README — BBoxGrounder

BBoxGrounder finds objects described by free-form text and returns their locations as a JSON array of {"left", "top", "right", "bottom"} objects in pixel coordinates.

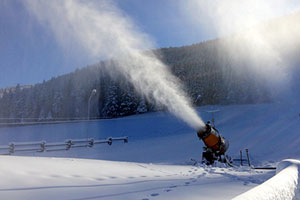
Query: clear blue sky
[{"left": 0, "top": 0, "right": 299, "bottom": 88}]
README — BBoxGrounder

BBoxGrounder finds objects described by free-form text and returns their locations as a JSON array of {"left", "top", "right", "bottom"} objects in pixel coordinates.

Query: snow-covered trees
[{"left": 0, "top": 39, "right": 272, "bottom": 123}]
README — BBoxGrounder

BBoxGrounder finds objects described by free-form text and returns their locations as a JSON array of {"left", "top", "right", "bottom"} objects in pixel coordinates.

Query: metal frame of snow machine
[{"left": 197, "top": 121, "right": 231, "bottom": 165}]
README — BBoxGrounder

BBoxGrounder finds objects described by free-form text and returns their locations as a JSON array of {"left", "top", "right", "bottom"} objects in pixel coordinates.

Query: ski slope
[
  {"left": 0, "top": 156, "right": 273, "bottom": 200},
  {"left": 0, "top": 101, "right": 299, "bottom": 199}
]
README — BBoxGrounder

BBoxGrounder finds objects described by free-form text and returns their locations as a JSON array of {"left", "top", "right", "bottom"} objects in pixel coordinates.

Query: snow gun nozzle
[
  {"left": 196, "top": 122, "right": 212, "bottom": 140},
  {"left": 196, "top": 126, "right": 207, "bottom": 139}
]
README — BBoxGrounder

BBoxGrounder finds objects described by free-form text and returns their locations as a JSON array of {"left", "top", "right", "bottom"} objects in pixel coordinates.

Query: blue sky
[{"left": 0, "top": 0, "right": 299, "bottom": 88}]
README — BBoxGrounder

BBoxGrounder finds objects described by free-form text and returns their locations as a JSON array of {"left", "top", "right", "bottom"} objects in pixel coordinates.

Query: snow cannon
[{"left": 197, "top": 121, "right": 230, "bottom": 165}]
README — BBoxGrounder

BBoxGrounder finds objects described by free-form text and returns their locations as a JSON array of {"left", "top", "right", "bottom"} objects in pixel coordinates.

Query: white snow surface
[
  {"left": 233, "top": 159, "right": 300, "bottom": 200},
  {"left": 0, "top": 101, "right": 299, "bottom": 199},
  {"left": 0, "top": 156, "right": 268, "bottom": 200}
]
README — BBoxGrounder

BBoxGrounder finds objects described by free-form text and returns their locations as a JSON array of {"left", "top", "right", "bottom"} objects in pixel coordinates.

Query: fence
[{"left": 0, "top": 136, "right": 128, "bottom": 155}]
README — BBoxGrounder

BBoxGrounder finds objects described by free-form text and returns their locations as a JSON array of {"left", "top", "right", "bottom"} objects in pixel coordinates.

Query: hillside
[
  {"left": 1, "top": 12, "right": 300, "bottom": 123},
  {"left": 0, "top": 40, "right": 271, "bottom": 124}
]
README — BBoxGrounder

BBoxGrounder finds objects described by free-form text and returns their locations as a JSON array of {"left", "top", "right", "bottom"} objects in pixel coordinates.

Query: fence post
[
  {"left": 108, "top": 138, "right": 112, "bottom": 145},
  {"left": 240, "top": 150, "right": 243, "bottom": 166},
  {"left": 9, "top": 143, "right": 15, "bottom": 154},
  {"left": 245, "top": 149, "right": 251, "bottom": 167},
  {"left": 66, "top": 140, "right": 72, "bottom": 150},
  {"left": 89, "top": 139, "right": 94, "bottom": 147},
  {"left": 40, "top": 142, "right": 46, "bottom": 152}
]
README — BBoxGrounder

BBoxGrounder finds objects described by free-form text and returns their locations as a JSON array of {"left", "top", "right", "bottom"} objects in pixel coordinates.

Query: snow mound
[{"left": 233, "top": 159, "right": 300, "bottom": 200}]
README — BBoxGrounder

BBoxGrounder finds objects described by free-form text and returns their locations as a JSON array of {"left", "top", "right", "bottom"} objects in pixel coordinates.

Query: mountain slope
[{"left": 1, "top": 11, "right": 299, "bottom": 126}]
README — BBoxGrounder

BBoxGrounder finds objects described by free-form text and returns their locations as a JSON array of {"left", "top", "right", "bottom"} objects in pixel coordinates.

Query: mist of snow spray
[
  {"left": 24, "top": 0, "right": 205, "bottom": 130},
  {"left": 180, "top": 0, "right": 300, "bottom": 96}
]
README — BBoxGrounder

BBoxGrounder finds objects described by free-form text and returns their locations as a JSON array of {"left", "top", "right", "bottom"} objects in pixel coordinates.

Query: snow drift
[{"left": 233, "top": 159, "right": 300, "bottom": 200}]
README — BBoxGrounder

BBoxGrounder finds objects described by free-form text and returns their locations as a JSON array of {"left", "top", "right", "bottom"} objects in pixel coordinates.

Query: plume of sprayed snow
[
  {"left": 23, "top": 0, "right": 205, "bottom": 130},
  {"left": 180, "top": 0, "right": 300, "bottom": 96}
]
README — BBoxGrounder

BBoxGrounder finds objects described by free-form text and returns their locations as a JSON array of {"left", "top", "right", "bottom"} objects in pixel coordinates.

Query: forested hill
[
  {"left": 0, "top": 39, "right": 270, "bottom": 123},
  {"left": 1, "top": 12, "right": 299, "bottom": 123}
]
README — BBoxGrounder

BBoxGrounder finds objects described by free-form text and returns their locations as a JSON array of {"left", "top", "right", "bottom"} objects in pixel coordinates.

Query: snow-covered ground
[
  {"left": 0, "top": 156, "right": 273, "bottom": 200},
  {"left": 0, "top": 101, "right": 299, "bottom": 199},
  {"left": 233, "top": 159, "right": 300, "bottom": 200}
]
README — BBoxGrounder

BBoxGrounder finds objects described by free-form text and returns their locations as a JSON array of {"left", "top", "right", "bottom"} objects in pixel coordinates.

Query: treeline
[{"left": 0, "top": 39, "right": 272, "bottom": 123}]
